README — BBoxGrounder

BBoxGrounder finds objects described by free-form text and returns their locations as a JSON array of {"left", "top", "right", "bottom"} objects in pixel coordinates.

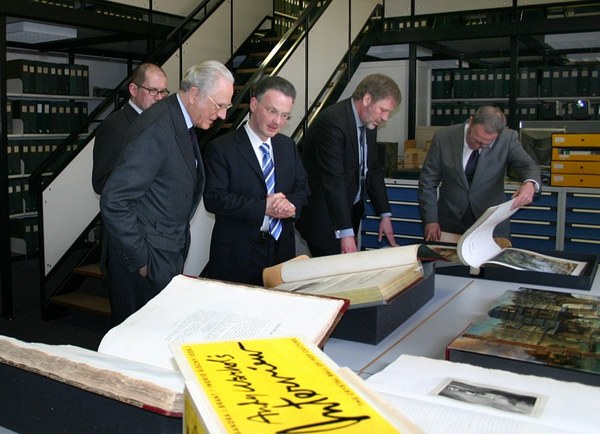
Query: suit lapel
[{"left": 236, "top": 128, "right": 266, "bottom": 182}]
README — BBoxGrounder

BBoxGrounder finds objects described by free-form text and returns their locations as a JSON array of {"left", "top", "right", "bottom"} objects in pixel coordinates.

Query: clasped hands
[{"left": 266, "top": 192, "right": 296, "bottom": 219}]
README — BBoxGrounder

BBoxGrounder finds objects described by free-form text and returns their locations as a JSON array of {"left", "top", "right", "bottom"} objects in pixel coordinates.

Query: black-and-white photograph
[{"left": 434, "top": 379, "right": 541, "bottom": 416}]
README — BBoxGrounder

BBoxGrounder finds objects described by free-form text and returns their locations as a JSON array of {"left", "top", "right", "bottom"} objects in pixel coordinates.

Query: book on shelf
[
  {"left": 170, "top": 336, "right": 420, "bottom": 434},
  {"left": 262, "top": 245, "right": 424, "bottom": 308},
  {"left": 446, "top": 287, "right": 600, "bottom": 387},
  {"left": 365, "top": 354, "right": 600, "bottom": 434},
  {"left": 419, "top": 198, "right": 589, "bottom": 277},
  {"left": 98, "top": 274, "right": 348, "bottom": 372}
]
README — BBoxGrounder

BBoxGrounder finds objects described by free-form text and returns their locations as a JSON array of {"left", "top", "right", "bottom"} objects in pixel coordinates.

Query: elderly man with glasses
[
  {"left": 101, "top": 61, "right": 234, "bottom": 324},
  {"left": 418, "top": 105, "right": 540, "bottom": 242},
  {"left": 202, "top": 76, "right": 309, "bottom": 286}
]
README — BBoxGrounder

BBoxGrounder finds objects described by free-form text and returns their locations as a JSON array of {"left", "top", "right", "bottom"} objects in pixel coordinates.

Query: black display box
[
  {"left": 0, "top": 362, "right": 181, "bottom": 434},
  {"left": 331, "top": 265, "right": 435, "bottom": 344},
  {"left": 435, "top": 250, "right": 598, "bottom": 291}
]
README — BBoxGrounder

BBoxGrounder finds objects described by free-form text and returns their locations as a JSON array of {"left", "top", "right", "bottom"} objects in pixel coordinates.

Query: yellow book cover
[{"left": 172, "top": 336, "right": 416, "bottom": 433}]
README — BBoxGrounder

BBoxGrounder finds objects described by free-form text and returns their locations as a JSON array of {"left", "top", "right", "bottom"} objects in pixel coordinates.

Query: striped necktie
[{"left": 260, "top": 143, "right": 282, "bottom": 240}]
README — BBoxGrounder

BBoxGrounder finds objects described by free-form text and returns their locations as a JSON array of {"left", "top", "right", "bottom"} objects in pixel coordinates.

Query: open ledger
[
  {"left": 262, "top": 244, "right": 424, "bottom": 308},
  {"left": 1, "top": 276, "right": 348, "bottom": 418},
  {"left": 98, "top": 275, "right": 348, "bottom": 372},
  {"left": 365, "top": 354, "right": 599, "bottom": 434},
  {"left": 426, "top": 198, "right": 588, "bottom": 276},
  {"left": 170, "top": 336, "right": 421, "bottom": 433}
]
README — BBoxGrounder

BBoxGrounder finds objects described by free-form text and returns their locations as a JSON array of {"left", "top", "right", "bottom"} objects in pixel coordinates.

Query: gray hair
[
  {"left": 352, "top": 73, "right": 401, "bottom": 105},
  {"left": 473, "top": 105, "right": 507, "bottom": 134},
  {"left": 253, "top": 76, "right": 296, "bottom": 101},
  {"left": 180, "top": 60, "right": 234, "bottom": 93}
]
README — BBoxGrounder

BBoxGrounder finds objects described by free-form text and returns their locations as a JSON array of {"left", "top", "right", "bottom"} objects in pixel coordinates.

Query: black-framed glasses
[
  {"left": 257, "top": 100, "right": 292, "bottom": 121},
  {"left": 207, "top": 94, "right": 233, "bottom": 112},
  {"left": 135, "top": 83, "right": 170, "bottom": 97}
]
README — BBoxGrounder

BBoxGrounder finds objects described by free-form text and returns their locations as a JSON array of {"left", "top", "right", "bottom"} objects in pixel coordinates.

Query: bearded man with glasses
[{"left": 418, "top": 105, "right": 540, "bottom": 242}]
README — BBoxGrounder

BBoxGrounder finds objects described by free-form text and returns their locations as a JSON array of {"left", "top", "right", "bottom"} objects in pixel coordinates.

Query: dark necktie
[
  {"left": 189, "top": 127, "right": 200, "bottom": 165},
  {"left": 260, "top": 143, "right": 282, "bottom": 240},
  {"left": 354, "top": 126, "right": 366, "bottom": 204},
  {"left": 465, "top": 149, "right": 479, "bottom": 184}
]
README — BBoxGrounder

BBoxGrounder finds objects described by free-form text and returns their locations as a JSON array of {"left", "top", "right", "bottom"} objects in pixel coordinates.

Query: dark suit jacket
[
  {"left": 100, "top": 94, "right": 204, "bottom": 292},
  {"left": 418, "top": 122, "right": 540, "bottom": 237},
  {"left": 92, "top": 103, "right": 139, "bottom": 194},
  {"left": 202, "top": 126, "right": 309, "bottom": 285},
  {"left": 297, "top": 98, "right": 390, "bottom": 253}
]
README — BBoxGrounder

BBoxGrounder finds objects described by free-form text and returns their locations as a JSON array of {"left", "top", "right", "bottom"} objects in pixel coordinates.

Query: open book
[
  {"left": 427, "top": 199, "right": 587, "bottom": 276},
  {"left": 0, "top": 334, "right": 184, "bottom": 417},
  {"left": 262, "top": 245, "right": 424, "bottom": 308},
  {"left": 98, "top": 275, "right": 348, "bottom": 372},
  {"left": 365, "top": 354, "right": 600, "bottom": 434},
  {"left": 171, "top": 336, "right": 421, "bottom": 433}
]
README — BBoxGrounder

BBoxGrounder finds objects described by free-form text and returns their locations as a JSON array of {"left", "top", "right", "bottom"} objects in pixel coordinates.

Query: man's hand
[
  {"left": 138, "top": 265, "right": 148, "bottom": 278},
  {"left": 266, "top": 193, "right": 296, "bottom": 219},
  {"left": 511, "top": 182, "right": 535, "bottom": 209},
  {"left": 424, "top": 222, "right": 441, "bottom": 241},
  {"left": 378, "top": 216, "right": 397, "bottom": 247},
  {"left": 340, "top": 236, "right": 358, "bottom": 254}
]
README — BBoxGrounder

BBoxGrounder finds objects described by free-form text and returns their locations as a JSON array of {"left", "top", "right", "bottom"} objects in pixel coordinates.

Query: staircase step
[
  {"left": 73, "top": 263, "right": 104, "bottom": 279},
  {"left": 50, "top": 293, "right": 111, "bottom": 317},
  {"left": 236, "top": 67, "right": 275, "bottom": 74}
]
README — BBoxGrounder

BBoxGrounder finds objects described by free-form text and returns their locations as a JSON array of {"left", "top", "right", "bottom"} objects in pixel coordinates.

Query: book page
[
  {"left": 365, "top": 355, "right": 599, "bottom": 434},
  {"left": 275, "top": 263, "right": 423, "bottom": 307},
  {"left": 98, "top": 275, "right": 345, "bottom": 371},
  {"left": 457, "top": 199, "right": 518, "bottom": 268},
  {"left": 280, "top": 244, "right": 420, "bottom": 283},
  {"left": 484, "top": 248, "right": 587, "bottom": 276}
]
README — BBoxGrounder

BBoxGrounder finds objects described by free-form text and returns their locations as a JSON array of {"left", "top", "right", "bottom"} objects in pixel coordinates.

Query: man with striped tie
[{"left": 203, "top": 76, "right": 309, "bottom": 286}]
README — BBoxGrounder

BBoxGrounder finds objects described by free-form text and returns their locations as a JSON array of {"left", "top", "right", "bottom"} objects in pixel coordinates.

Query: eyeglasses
[
  {"left": 466, "top": 126, "right": 495, "bottom": 148},
  {"left": 207, "top": 94, "right": 233, "bottom": 112},
  {"left": 135, "top": 83, "right": 170, "bottom": 97},
  {"left": 258, "top": 100, "right": 292, "bottom": 121}
]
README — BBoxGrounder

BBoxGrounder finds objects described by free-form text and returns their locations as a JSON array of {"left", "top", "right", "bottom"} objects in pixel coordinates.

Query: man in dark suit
[
  {"left": 203, "top": 76, "right": 309, "bottom": 286},
  {"left": 101, "top": 61, "right": 234, "bottom": 324},
  {"left": 92, "top": 63, "right": 168, "bottom": 194},
  {"left": 297, "top": 73, "right": 399, "bottom": 257},
  {"left": 418, "top": 105, "right": 540, "bottom": 241}
]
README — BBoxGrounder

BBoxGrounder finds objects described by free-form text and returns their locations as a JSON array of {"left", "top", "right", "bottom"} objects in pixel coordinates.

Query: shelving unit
[{"left": 361, "top": 179, "right": 600, "bottom": 256}]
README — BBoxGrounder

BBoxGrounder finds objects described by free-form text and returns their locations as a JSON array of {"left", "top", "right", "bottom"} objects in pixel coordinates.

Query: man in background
[
  {"left": 92, "top": 63, "right": 168, "bottom": 194},
  {"left": 297, "top": 73, "right": 399, "bottom": 257},
  {"left": 101, "top": 61, "right": 234, "bottom": 324},
  {"left": 418, "top": 105, "right": 540, "bottom": 241},
  {"left": 203, "top": 76, "right": 309, "bottom": 286}
]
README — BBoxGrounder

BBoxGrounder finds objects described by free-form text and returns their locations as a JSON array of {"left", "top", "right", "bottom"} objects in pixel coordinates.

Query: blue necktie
[{"left": 260, "top": 143, "right": 282, "bottom": 240}]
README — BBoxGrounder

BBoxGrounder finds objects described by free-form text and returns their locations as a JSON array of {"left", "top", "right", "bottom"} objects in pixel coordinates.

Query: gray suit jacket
[
  {"left": 100, "top": 94, "right": 204, "bottom": 287},
  {"left": 418, "top": 122, "right": 540, "bottom": 237}
]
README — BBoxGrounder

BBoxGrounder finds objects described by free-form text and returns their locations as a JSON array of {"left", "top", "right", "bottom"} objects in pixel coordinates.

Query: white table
[{"left": 324, "top": 267, "right": 600, "bottom": 377}]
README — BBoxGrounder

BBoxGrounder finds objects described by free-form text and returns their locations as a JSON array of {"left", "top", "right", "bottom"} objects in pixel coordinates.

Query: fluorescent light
[
  {"left": 367, "top": 44, "right": 432, "bottom": 59},
  {"left": 566, "top": 52, "right": 600, "bottom": 62},
  {"left": 6, "top": 21, "right": 77, "bottom": 44},
  {"left": 424, "top": 59, "right": 469, "bottom": 69},
  {"left": 544, "top": 32, "right": 600, "bottom": 50}
]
